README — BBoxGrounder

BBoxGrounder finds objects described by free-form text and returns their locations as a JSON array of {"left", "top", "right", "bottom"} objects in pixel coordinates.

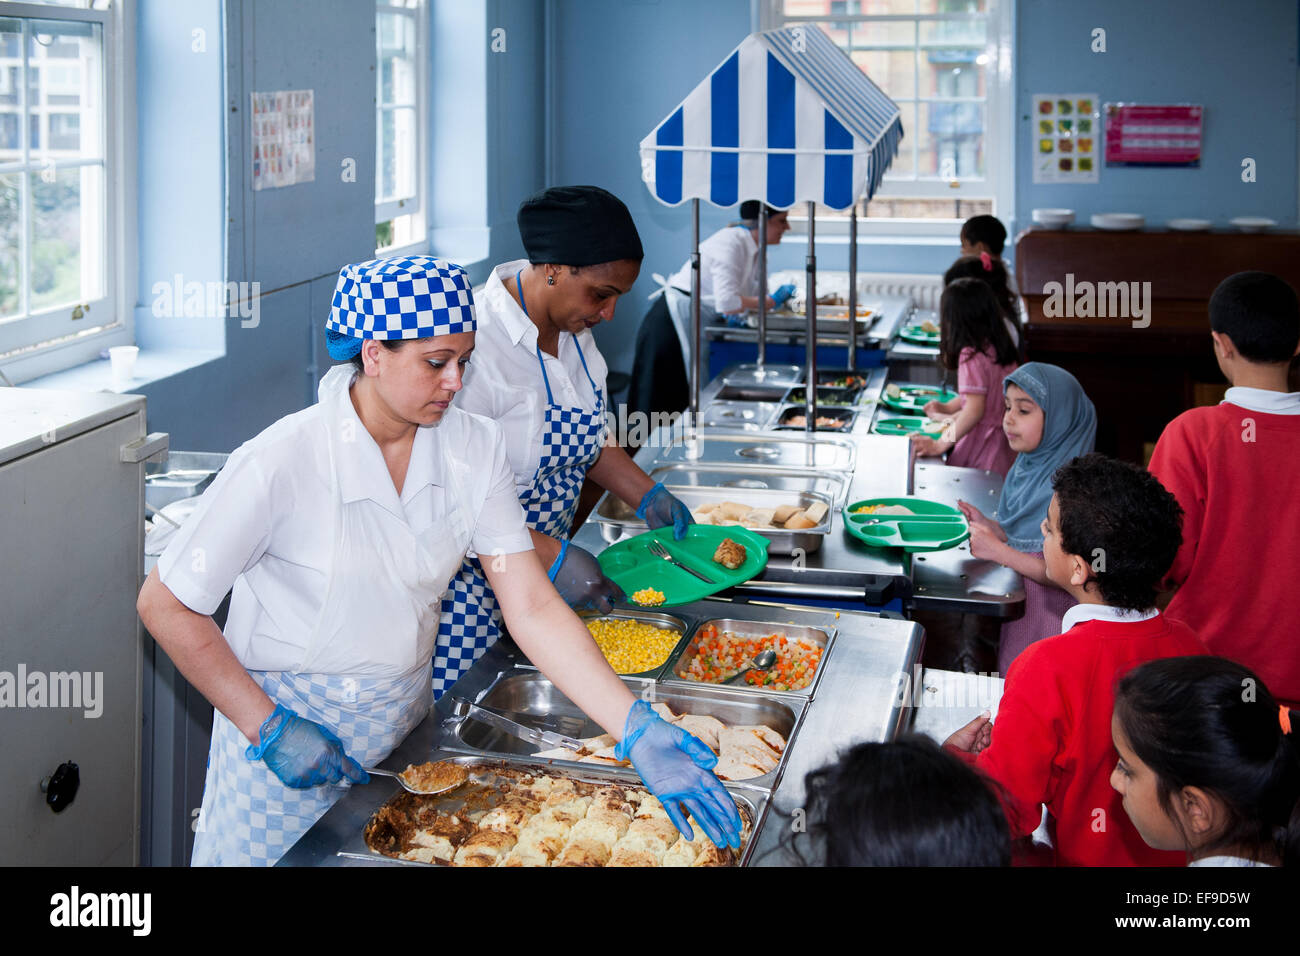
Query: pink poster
[{"left": 1104, "top": 103, "right": 1202, "bottom": 167}]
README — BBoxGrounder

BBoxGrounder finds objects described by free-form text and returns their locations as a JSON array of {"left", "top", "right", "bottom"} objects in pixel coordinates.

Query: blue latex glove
[
  {"left": 615, "top": 700, "right": 743, "bottom": 849},
  {"left": 636, "top": 482, "right": 693, "bottom": 540},
  {"left": 722, "top": 313, "right": 749, "bottom": 328},
  {"left": 771, "top": 283, "right": 797, "bottom": 307},
  {"left": 548, "top": 539, "right": 626, "bottom": 614},
  {"left": 245, "top": 703, "right": 369, "bottom": 789}
]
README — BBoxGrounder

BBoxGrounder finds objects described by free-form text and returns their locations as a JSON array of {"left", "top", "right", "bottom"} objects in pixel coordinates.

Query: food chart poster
[
  {"left": 1104, "top": 103, "right": 1203, "bottom": 167},
  {"left": 251, "top": 89, "right": 316, "bottom": 191},
  {"left": 1032, "top": 94, "right": 1099, "bottom": 184}
]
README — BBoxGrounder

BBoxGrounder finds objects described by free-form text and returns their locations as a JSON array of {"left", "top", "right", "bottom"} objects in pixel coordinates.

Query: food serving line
[
  {"left": 282, "top": 26, "right": 1011, "bottom": 867},
  {"left": 571, "top": 348, "right": 1023, "bottom": 618},
  {"left": 281, "top": 598, "right": 922, "bottom": 867},
  {"left": 279, "top": 323, "right": 1023, "bottom": 867}
]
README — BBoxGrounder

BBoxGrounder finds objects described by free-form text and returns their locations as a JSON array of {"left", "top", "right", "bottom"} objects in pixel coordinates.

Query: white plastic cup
[{"left": 109, "top": 346, "right": 139, "bottom": 384}]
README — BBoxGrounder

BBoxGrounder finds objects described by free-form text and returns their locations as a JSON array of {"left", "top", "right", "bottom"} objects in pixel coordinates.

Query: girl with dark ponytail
[{"left": 1111, "top": 655, "right": 1300, "bottom": 866}]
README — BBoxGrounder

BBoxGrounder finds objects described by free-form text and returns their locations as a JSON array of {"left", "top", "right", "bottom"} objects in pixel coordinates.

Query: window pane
[
  {"left": 919, "top": 14, "right": 987, "bottom": 48},
  {"left": 28, "top": 18, "right": 103, "bottom": 162},
  {"left": 918, "top": 0, "right": 986, "bottom": 12},
  {"left": 864, "top": 195, "right": 991, "bottom": 219},
  {"left": 30, "top": 164, "right": 102, "bottom": 313},
  {"left": 850, "top": 48, "right": 915, "bottom": 99},
  {"left": 377, "top": 212, "right": 419, "bottom": 252},
  {"left": 918, "top": 100, "right": 985, "bottom": 177},
  {"left": 919, "top": 53, "right": 985, "bottom": 98},
  {"left": 782, "top": 1, "right": 918, "bottom": 14},
  {"left": 0, "top": 173, "right": 20, "bottom": 319},
  {"left": 846, "top": 18, "right": 914, "bottom": 48},
  {"left": 883, "top": 101, "right": 915, "bottom": 176},
  {"left": 377, "top": 11, "right": 416, "bottom": 107},
  {"left": 376, "top": 106, "right": 416, "bottom": 203},
  {"left": 0, "top": 112, "right": 18, "bottom": 160}
]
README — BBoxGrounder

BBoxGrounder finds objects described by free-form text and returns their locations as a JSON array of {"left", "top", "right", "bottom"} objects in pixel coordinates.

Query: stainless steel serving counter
[
  {"left": 574, "top": 425, "right": 914, "bottom": 606},
  {"left": 705, "top": 293, "right": 912, "bottom": 349},
  {"left": 278, "top": 597, "right": 924, "bottom": 867},
  {"left": 579, "top": 359, "right": 1024, "bottom": 617},
  {"left": 885, "top": 307, "right": 945, "bottom": 386}
]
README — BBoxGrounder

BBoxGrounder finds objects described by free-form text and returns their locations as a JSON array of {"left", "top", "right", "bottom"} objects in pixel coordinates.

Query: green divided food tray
[
  {"left": 880, "top": 384, "right": 958, "bottom": 414},
  {"left": 842, "top": 497, "right": 969, "bottom": 553},
  {"left": 872, "top": 415, "right": 948, "bottom": 437},
  {"left": 597, "top": 525, "right": 770, "bottom": 607},
  {"left": 898, "top": 325, "right": 940, "bottom": 345}
]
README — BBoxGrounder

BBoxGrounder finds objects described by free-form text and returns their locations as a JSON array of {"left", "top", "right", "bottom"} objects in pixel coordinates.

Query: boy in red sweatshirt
[
  {"left": 1147, "top": 271, "right": 1300, "bottom": 708},
  {"left": 945, "top": 454, "right": 1206, "bottom": 866}
]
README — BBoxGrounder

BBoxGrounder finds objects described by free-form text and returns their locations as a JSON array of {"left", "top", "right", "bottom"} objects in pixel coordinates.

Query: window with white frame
[
  {"left": 762, "top": 0, "right": 1013, "bottom": 235},
  {"left": 375, "top": 0, "right": 426, "bottom": 253},
  {"left": 0, "top": 0, "right": 125, "bottom": 370}
]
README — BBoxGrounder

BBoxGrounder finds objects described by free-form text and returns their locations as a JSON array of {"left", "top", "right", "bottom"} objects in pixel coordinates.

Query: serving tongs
[{"left": 448, "top": 698, "right": 586, "bottom": 752}]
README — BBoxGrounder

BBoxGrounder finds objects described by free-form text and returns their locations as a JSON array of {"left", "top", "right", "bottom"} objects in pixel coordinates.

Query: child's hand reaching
[
  {"left": 922, "top": 400, "right": 944, "bottom": 420},
  {"left": 957, "top": 499, "right": 1007, "bottom": 542},
  {"left": 969, "top": 520, "right": 1012, "bottom": 562},
  {"left": 910, "top": 432, "right": 954, "bottom": 458},
  {"left": 944, "top": 712, "right": 993, "bottom": 753}
]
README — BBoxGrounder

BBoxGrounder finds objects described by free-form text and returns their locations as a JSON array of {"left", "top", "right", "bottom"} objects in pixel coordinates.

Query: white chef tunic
[
  {"left": 157, "top": 367, "right": 532, "bottom": 678},
  {"left": 666, "top": 225, "right": 760, "bottom": 316},
  {"left": 456, "top": 259, "right": 610, "bottom": 493}
]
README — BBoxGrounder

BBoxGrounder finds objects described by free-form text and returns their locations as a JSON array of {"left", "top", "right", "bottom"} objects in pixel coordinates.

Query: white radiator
[{"left": 771, "top": 270, "right": 944, "bottom": 311}]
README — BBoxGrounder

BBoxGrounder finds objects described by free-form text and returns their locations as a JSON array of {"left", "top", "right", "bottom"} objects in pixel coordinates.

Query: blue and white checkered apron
[
  {"left": 433, "top": 270, "right": 607, "bottom": 699},
  {"left": 191, "top": 366, "right": 466, "bottom": 866},
  {"left": 190, "top": 666, "right": 430, "bottom": 866}
]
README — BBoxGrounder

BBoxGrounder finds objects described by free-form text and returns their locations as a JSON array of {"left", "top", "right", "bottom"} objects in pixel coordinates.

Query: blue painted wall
[
  {"left": 1015, "top": 0, "right": 1299, "bottom": 229},
  {"left": 548, "top": 0, "right": 756, "bottom": 377},
  {"left": 129, "top": 0, "right": 1300, "bottom": 451},
  {"left": 134, "top": 0, "right": 225, "bottom": 354}
]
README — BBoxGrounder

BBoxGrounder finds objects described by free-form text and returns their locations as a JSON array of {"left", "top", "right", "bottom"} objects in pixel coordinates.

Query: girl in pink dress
[{"left": 911, "top": 277, "right": 1019, "bottom": 476}]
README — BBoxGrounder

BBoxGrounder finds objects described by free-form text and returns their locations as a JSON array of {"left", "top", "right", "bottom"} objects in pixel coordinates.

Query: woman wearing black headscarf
[{"left": 445, "top": 185, "right": 694, "bottom": 694}]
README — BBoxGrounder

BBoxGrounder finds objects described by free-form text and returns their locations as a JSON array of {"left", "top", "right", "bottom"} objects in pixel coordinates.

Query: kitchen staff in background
[
  {"left": 447, "top": 185, "right": 695, "bottom": 697},
  {"left": 626, "top": 200, "right": 796, "bottom": 422},
  {"left": 136, "top": 256, "right": 741, "bottom": 865}
]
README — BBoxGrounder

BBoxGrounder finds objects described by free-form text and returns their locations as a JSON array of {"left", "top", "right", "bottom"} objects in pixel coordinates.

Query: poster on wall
[
  {"left": 251, "top": 89, "right": 316, "bottom": 191},
  {"left": 1031, "top": 94, "right": 1100, "bottom": 184},
  {"left": 1104, "top": 103, "right": 1202, "bottom": 167}
]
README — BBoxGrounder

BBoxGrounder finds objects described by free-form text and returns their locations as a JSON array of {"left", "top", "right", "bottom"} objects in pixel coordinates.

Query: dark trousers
[{"left": 626, "top": 294, "right": 690, "bottom": 426}]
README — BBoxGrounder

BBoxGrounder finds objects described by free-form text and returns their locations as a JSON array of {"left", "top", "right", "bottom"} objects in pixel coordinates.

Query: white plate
[
  {"left": 1167, "top": 218, "right": 1211, "bottom": 232},
  {"left": 1229, "top": 216, "right": 1276, "bottom": 233},
  {"left": 1091, "top": 213, "right": 1145, "bottom": 231},
  {"left": 1032, "top": 208, "right": 1075, "bottom": 228}
]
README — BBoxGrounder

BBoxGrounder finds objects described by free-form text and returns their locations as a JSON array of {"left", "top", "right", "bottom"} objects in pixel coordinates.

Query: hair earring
[{"left": 546, "top": 275, "right": 555, "bottom": 286}]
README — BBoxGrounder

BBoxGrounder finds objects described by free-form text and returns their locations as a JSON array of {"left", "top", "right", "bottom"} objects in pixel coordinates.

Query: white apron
[
  {"left": 191, "top": 367, "right": 471, "bottom": 866},
  {"left": 650, "top": 274, "right": 715, "bottom": 382}
]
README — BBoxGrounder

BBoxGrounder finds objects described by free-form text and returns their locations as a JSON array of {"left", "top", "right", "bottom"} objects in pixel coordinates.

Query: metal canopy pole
[
  {"left": 756, "top": 204, "right": 768, "bottom": 373},
  {"left": 847, "top": 199, "right": 858, "bottom": 372},
  {"left": 805, "top": 200, "right": 817, "bottom": 434},
  {"left": 690, "top": 198, "right": 702, "bottom": 423}
]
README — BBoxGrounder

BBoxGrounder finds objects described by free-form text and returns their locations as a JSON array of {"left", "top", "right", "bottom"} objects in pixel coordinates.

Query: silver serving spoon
[
  {"left": 364, "top": 763, "right": 469, "bottom": 796},
  {"left": 725, "top": 648, "right": 778, "bottom": 686}
]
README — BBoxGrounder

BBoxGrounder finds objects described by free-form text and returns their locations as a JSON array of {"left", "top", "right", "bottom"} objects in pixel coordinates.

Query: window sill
[{"left": 20, "top": 346, "right": 224, "bottom": 395}]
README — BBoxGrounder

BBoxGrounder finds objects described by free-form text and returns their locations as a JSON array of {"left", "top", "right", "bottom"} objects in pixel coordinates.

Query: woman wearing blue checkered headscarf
[{"left": 138, "top": 255, "right": 742, "bottom": 865}]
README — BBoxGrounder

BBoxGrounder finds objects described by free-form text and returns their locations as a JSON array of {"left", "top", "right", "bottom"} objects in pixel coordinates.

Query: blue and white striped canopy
[{"left": 639, "top": 26, "right": 904, "bottom": 211}]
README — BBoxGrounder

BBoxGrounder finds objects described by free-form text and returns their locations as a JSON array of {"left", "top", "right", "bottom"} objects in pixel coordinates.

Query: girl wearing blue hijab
[{"left": 957, "top": 363, "right": 1097, "bottom": 672}]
